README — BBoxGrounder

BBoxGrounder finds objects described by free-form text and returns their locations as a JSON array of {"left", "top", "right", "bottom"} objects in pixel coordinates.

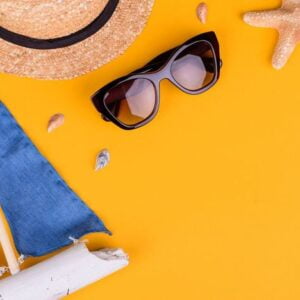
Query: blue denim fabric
[{"left": 0, "top": 102, "right": 110, "bottom": 257}]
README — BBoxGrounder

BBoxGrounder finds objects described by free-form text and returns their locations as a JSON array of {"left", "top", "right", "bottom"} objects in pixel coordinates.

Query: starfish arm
[
  {"left": 272, "top": 30, "right": 297, "bottom": 69},
  {"left": 244, "top": 10, "right": 288, "bottom": 28}
]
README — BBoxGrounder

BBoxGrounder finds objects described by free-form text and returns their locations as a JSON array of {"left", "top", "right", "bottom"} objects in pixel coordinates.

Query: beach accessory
[
  {"left": 0, "top": 0, "right": 154, "bottom": 79},
  {"left": 0, "top": 242, "right": 128, "bottom": 299},
  {"left": 47, "top": 113, "right": 65, "bottom": 133},
  {"left": 95, "top": 149, "right": 111, "bottom": 171},
  {"left": 0, "top": 102, "right": 110, "bottom": 257},
  {"left": 244, "top": 0, "right": 300, "bottom": 69},
  {"left": 197, "top": 3, "right": 208, "bottom": 24},
  {"left": 92, "top": 31, "right": 221, "bottom": 130}
]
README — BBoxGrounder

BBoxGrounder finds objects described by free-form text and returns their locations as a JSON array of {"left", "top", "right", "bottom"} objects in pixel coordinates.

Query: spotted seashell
[
  {"left": 95, "top": 149, "right": 110, "bottom": 171},
  {"left": 197, "top": 2, "right": 208, "bottom": 24},
  {"left": 47, "top": 113, "right": 65, "bottom": 133}
]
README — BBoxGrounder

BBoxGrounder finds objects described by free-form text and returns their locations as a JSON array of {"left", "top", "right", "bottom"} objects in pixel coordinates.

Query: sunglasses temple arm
[
  {"left": 102, "top": 114, "right": 111, "bottom": 122},
  {"left": 133, "top": 56, "right": 222, "bottom": 75},
  {"left": 218, "top": 59, "right": 223, "bottom": 69},
  {"left": 102, "top": 98, "right": 122, "bottom": 122},
  {"left": 131, "top": 47, "right": 180, "bottom": 74}
]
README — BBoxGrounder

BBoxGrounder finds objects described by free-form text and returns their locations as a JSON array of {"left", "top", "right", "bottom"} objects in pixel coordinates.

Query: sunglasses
[{"left": 92, "top": 31, "right": 221, "bottom": 130}]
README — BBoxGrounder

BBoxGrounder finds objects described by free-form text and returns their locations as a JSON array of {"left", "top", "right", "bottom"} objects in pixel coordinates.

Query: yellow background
[{"left": 1, "top": 0, "right": 300, "bottom": 299}]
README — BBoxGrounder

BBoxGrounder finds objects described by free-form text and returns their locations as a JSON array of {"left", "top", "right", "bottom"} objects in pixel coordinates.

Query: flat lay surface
[{"left": 1, "top": 0, "right": 300, "bottom": 299}]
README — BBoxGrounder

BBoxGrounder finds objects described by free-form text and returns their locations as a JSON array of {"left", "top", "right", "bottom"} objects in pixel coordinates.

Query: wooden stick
[{"left": 0, "top": 208, "right": 20, "bottom": 275}]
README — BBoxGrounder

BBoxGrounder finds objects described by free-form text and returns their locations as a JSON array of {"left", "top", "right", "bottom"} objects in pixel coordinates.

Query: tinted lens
[
  {"left": 171, "top": 41, "right": 216, "bottom": 91},
  {"left": 104, "top": 78, "right": 156, "bottom": 126}
]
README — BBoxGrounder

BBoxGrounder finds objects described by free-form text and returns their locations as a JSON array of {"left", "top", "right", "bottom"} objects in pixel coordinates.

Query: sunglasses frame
[{"left": 92, "top": 31, "right": 221, "bottom": 130}]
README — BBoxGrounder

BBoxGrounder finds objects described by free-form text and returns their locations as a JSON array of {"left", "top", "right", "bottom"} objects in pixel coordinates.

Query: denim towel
[{"left": 0, "top": 102, "right": 110, "bottom": 257}]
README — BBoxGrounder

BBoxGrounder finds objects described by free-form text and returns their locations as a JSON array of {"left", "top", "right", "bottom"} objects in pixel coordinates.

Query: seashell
[
  {"left": 95, "top": 149, "right": 110, "bottom": 171},
  {"left": 197, "top": 2, "right": 208, "bottom": 24},
  {"left": 47, "top": 113, "right": 65, "bottom": 133}
]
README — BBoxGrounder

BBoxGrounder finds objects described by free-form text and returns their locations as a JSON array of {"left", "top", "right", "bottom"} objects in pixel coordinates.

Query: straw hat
[{"left": 0, "top": 0, "right": 154, "bottom": 79}]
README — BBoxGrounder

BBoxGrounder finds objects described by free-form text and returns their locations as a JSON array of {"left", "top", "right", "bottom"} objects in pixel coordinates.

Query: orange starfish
[{"left": 244, "top": 0, "right": 300, "bottom": 69}]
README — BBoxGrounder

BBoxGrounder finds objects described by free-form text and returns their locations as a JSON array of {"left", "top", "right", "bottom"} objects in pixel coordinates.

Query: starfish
[{"left": 244, "top": 0, "right": 300, "bottom": 69}]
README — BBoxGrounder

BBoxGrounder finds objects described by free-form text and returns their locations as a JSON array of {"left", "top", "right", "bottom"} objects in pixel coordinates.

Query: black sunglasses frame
[{"left": 92, "top": 31, "right": 221, "bottom": 130}]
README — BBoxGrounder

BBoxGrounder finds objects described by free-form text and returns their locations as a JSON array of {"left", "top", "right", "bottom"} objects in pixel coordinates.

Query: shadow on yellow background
[{"left": 0, "top": 0, "right": 299, "bottom": 299}]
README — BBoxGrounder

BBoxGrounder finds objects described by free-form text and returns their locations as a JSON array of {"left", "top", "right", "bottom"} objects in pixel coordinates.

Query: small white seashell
[
  {"left": 47, "top": 113, "right": 65, "bottom": 133},
  {"left": 95, "top": 149, "right": 110, "bottom": 171},
  {"left": 197, "top": 2, "right": 208, "bottom": 24}
]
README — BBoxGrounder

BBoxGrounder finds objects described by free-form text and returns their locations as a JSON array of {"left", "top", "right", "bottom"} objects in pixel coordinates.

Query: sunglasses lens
[
  {"left": 171, "top": 41, "right": 216, "bottom": 91},
  {"left": 104, "top": 78, "right": 156, "bottom": 126}
]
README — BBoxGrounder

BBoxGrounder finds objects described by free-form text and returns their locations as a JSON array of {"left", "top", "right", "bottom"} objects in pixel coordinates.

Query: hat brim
[{"left": 0, "top": 0, "right": 154, "bottom": 80}]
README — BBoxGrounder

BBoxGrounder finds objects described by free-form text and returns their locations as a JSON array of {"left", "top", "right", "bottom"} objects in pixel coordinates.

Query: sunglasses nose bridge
[{"left": 150, "top": 67, "right": 171, "bottom": 82}]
